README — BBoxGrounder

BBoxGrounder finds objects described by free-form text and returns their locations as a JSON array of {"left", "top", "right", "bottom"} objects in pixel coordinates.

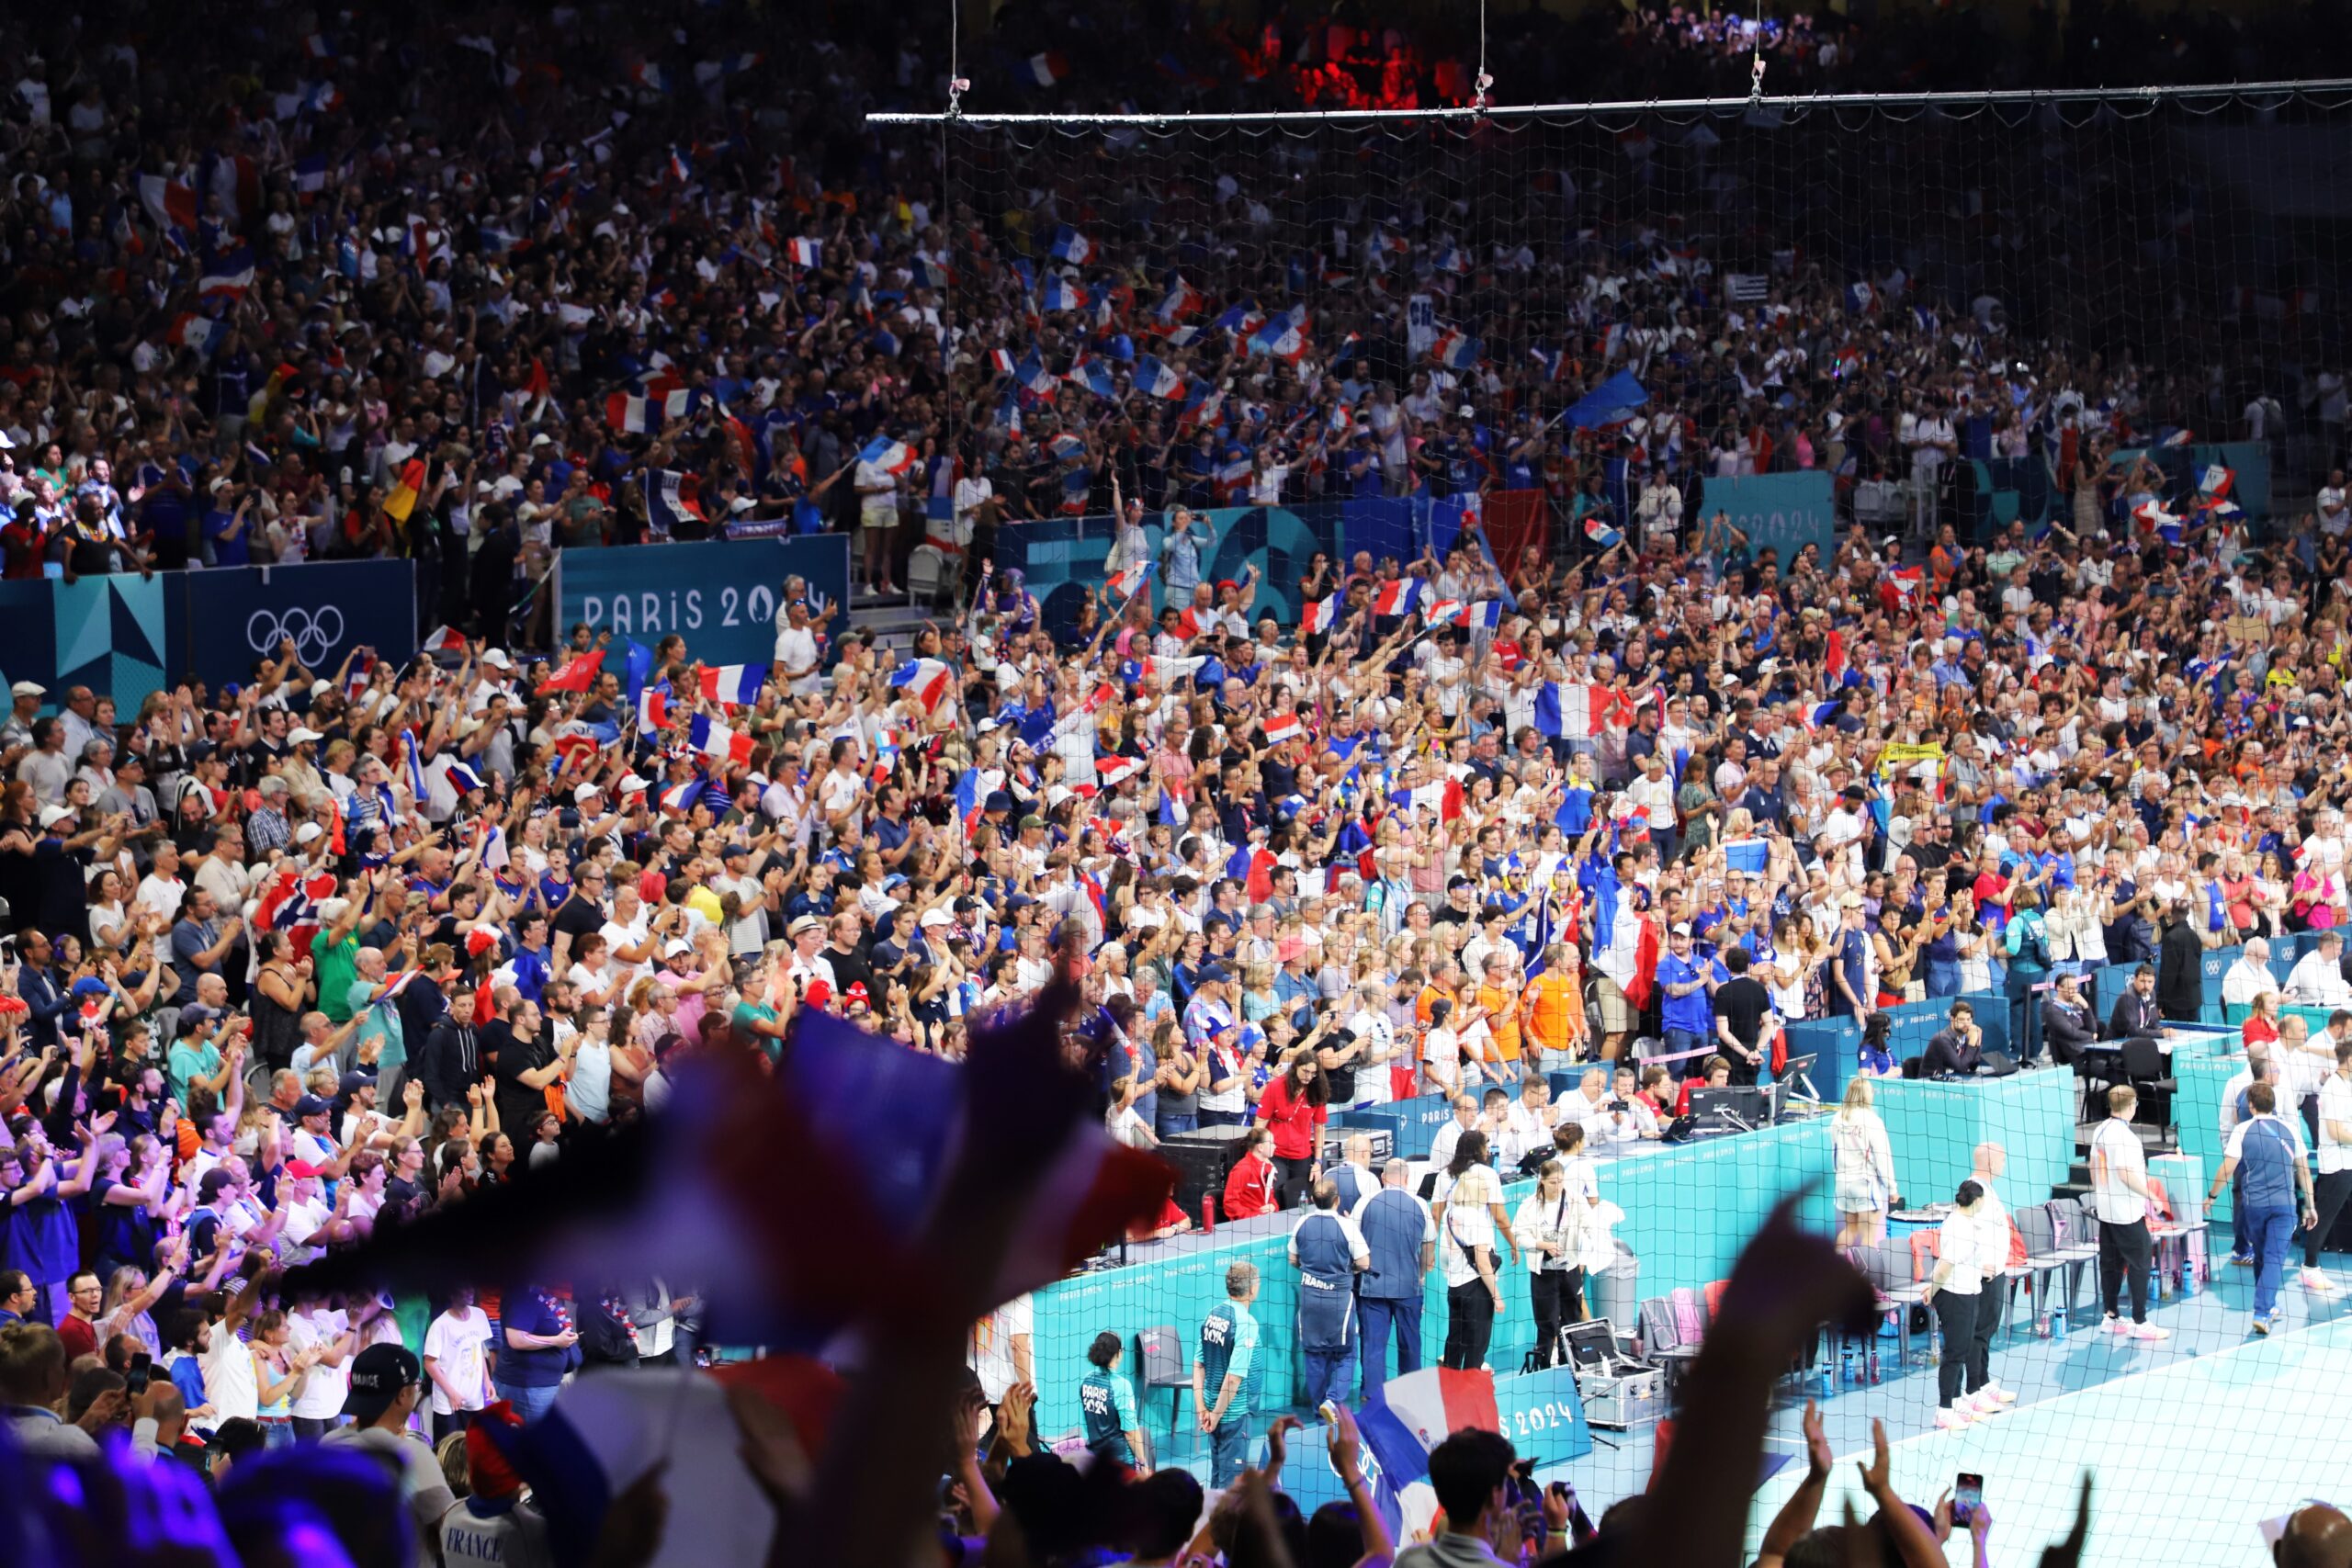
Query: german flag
[{"left": 383, "top": 457, "right": 427, "bottom": 525}]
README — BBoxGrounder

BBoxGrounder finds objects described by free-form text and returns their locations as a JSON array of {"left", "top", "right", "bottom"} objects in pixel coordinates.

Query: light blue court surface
[{"left": 1157, "top": 1253, "right": 2352, "bottom": 1567}]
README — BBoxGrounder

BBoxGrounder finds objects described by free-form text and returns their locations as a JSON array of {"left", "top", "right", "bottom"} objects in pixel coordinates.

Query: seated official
[
  {"left": 2106, "top": 964, "right": 2163, "bottom": 1040},
  {"left": 2041, "top": 974, "right": 2099, "bottom": 1066},
  {"left": 1922, "top": 1001, "right": 1984, "bottom": 1077}
]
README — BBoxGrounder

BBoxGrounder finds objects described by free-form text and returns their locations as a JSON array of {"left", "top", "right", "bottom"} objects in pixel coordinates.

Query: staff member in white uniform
[
  {"left": 2089, "top": 1085, "right": 2168, "bottom": 1341},
  {"left": 1920, "top": 1179, "right": 1996, "bottom": 1429},
  {"left": 2306, "top": 1040, "right": 2352, "bottom": 1296}
]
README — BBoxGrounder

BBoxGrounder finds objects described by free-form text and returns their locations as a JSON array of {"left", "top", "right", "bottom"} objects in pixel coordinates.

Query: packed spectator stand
[{"left": 7, "top": 1, "right": 2352, "bottom": 1565}]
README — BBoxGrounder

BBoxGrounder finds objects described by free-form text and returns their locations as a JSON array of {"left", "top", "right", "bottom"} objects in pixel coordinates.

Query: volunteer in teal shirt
[
  {"left": 1078, "top": 1330, "right": 1146, "bottom": 1472},
  {"left": 1193, "top": 1259, "right": 1262, "bottom": 1486}
]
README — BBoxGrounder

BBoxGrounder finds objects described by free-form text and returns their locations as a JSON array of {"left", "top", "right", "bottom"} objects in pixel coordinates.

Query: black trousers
[
  {"left": 2098, "top": 1216, "right": 2153, "bottom": 1324},
  {"left": 1933, "top": 1289, "right": 1990, "bottom": 1406},
  {"left": 1442, "top": 1280, "right": 1496, "bottom": 1371},
  {"left": 2305, "top": 1169, "right": 2352, "bottom": 1269},
  {"left": 1272, "top": 1155, "right": 1315, "bottom": 1210},
  {"left": 1528, "top": 1268, "right": 1585, "bottom": 1366}
]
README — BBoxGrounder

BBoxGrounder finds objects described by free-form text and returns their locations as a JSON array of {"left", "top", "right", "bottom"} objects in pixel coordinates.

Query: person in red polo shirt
[
  {"left": 1221, "top": 1127, "right": 1280, "bottom": 1222},
  {"left": 1254, "top": 1050, "right": 1331, "bottom": 1208}
]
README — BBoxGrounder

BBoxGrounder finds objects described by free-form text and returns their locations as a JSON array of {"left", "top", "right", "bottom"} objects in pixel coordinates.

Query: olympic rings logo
[{"left": 247, "top": 607, "right": 345, "bottom": 665}]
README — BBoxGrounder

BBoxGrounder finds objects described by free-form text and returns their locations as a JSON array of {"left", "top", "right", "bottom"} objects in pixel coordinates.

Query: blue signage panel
[
  {"left": 1700, "top": 471, "right": 1838, "bottom": 566},
  {"left": 558, "top": 536, "right": 851, "bottom": 668},
  {"left": 178, "top": 561, "right": 418, "bottom": 693}
]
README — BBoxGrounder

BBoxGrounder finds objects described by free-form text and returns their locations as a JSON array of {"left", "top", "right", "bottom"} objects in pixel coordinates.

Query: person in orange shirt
[
  {"left": 1473, "top": 951, "right": 1524, "bottom": 1084},
  {"left": 1522, "top": 944, "right": 1589, "bottom": 1075}
]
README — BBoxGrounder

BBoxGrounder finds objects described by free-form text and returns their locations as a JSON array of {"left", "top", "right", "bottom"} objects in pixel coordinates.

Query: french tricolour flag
[
  {"left": 1464, "top": 601, "right": 1503, "bottom": 631},
  {"left": 638, "top": 689, "right": 672, "bottom": 731},
  {"left": 1261, "top": 713, "right": 1305, "bottom": 746},
  {"left": 1041, "top": 275, "right": 1086, "bottom": 313},
  {"left": 858, "top": 435, "right": 917, "bottom": 475},
  {"left": 688, "top": 715, "right": 755, "bottom": 766},
  {"left": 139, "top": 175, "right": 199, "bottom": 232},
  {"left": 1106, "top": 560, "right": 1153, "bottom": 601},
  {"left": 890, "top": 658, "right": 955, "bottom": 714},
  {"left": 786, "top": 237, "right": 820, "bottom": 267},
  {"left": 422, "top": 626, "right": 469, "bottom": 654},
  {"left": 658, "top": 778, "right": 703, "bottom": 815},
  {"left": 2199, "top": 463, "right": 2234, "bottom": 501},
  {"left": 1535, "top": 682, "right": 1607, "bottom": 739},
  {"left": 1425, "top": 598, "right": 1465, "bottom": 627},
  {"left": 1249, "top": 306, "right": 1309, "bottom": 363},
  {"left": 1133, "top": 355, "right": 1186, "bottom": 400},
  {"left": 1097, "top": 756, "right": 1144, "bottom": 790},
  {"left": 1049, "top": 226, "right": 1092, "bottom": 265},
  {"left": 1025, "top": 51, "right": 1069, "bottom": 86},
  {"left": 1356, "top": 1366, "right": 1498, "bottom": 1535},
  {"left": 645, "top": 468, "right": 706, "bottom": 533},
  {"left": 1431, "top": 328, "right": 1479, "bottom": 369},
  {"left": 199, "top": 247, "right": 255, "bottom": 298},
  {"left": 1585, "top": 517, "right": 1624, "bottom": 550},
  {"left": 1371, "top": 579, "right": 1421, "bottom": 617},
  {"left": 1302, "top": 593, "right": 1340, "bottom": 635},
  {"left": 698, "top": 664, "right": 764, "bottom": 706}
]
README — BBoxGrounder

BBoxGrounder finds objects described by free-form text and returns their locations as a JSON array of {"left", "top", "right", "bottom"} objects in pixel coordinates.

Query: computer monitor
[{"left": 1687, "top": 1085, "right": 1769, "bottom": 1127}]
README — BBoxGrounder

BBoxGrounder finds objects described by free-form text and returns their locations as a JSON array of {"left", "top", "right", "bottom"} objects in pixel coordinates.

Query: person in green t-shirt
[{"left": 312, "top": 893, "right": 369, "bottom": 1025}]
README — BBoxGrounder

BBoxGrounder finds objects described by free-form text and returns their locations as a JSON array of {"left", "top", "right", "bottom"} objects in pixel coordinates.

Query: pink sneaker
[
  {"left": 2102, "top": 1315, "right": 2132, "bottom": 1335},
  {"left": 1935, "top": 1407, "right": 1975, "bottom": 1430},
  {"left": 2129, "top": 1323, "right": 2170, "bottom": 1341}
]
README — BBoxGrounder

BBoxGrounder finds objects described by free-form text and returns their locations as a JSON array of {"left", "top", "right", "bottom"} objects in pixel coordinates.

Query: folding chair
[
  {"left": 1638, "top": 1296, "right": 1702, "bottom": 1404},
  {"left": 1134, "top": 1325, "right": 1191, "bottom": 1437},
  {"left": 2045, "top": 1198, "right": 2104, "bottom": 1322},
  {"left": 2144, "top": 1178, "right": 2210, "bottom": 1298},
  {"left": 2007, "top": 1203, "right": 2073, "bottom": 1338},
  {"left": 2121, "top": 1037, "right": 2177, "bottom": 1148},
  {"left": 1858, "top": 1238, "right": 1929, "bottom": 1371}
]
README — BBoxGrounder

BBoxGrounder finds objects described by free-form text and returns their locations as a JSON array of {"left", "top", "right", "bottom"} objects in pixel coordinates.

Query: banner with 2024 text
[{"left": 556, "top": 536, "right": 853, "bottom": 669}]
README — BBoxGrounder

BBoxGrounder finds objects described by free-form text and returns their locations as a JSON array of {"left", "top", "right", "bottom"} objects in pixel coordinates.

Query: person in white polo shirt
[
  {"left": 1920, "top": 1179, "right": 1997, "bottom": 1430},
  {"left": 2088, "top": 1085, "right": 2168, "bottom": 1341},
  {"left": 2305, "top": 1039, "right": 2352, "bottom": 1297},
  {"left": 2285, "top": 931, "right": 2352, "bottom": 1009},
  {"left": 2222, "top": 938, "right": 2278, "bottom": 1010}
]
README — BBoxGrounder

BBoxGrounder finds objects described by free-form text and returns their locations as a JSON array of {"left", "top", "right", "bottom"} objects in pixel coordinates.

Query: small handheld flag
[{"left": 697, "top": 664, "right": 764, "bottom": 706}]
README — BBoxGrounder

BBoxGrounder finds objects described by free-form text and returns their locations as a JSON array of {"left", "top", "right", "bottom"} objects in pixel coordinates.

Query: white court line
[
  {"left": 1824, "top": 1310, "right": 2352, "bottom": 1468},
  {"left": 1745, "top": 1312, "right": 2352, "bottom": 1564}
]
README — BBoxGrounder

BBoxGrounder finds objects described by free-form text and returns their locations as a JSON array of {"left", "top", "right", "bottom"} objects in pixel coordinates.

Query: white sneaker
[
  {"left": 1936, "top": 1406, "right": 1976, "bottom": 1430},
  {"left": 2301, "top": 1269, "right": 2338, "bottom": 1295},
  {"left": 1977, "top": 1382, "right": 2018, "bottom": 1405},
  {"left": 2129, "top": 1322, "right": 2171, "bottom": 1342},
  {"left": 1963, "top": 1392, "right": 2003, "bottom": 1416},
  {"left": 2102, "top": 1315, "right": 2132, "bottom": 1335}
]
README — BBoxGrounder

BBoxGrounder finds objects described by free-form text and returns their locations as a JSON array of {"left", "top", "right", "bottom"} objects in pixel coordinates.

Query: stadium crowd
[{"left": 4, "top": 0, "right": 2352, "bottom": 1563}]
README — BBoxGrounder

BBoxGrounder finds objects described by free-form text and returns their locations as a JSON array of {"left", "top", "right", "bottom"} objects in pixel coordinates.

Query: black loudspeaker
[{"left": 1161, "top": 1126, "right": 1257, "bottom": 1217}]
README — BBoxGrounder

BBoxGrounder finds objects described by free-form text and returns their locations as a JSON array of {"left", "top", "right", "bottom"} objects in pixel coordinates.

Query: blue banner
[
  {"left": 177, "top": 560, "right": 417, "bottom": 694},
  {"left": 0, "top": 564, "right": 409, "bottom": 714},
  {"left": 1699, "top": 471, "right": 1838, "bottom": 566},
  {"left": 1491, "top": 1365, "right": 1595, "bottom": 1469},
  {"left": 557, "top": 536, "right": 851, "bottom": 669}
]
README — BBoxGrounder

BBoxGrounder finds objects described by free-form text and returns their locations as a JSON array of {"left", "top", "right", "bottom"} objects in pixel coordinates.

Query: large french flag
[
  {"left": 688, "top": 715, "right": 755, "bottom": 766},
  {"left": 1358, "top": 1366, "right": 1499, "bottom": 1495},
  {"left": 199, "top": 246, "right": 256, "bottom": 298},
  {"left": 1371, "top": 579, "right": 1421, "bottom": 617},
  {"left": 1106, "top": 560, "right": 1153, "bottom": 601},
  {"left": 645, "top": 468, "right": 706, "bottom": 532},
  {"left": 858, "top": 435, "right": 917, "bottom": 476},
  {"left": 698, "top": 664, "right": 764, "bottom": 706},
  {"left": 1133, "top": 355, "right": 1186, "bottom": 400},
  {"left": 890, "top": 658, "right": 955, "bottom": 713},
  {"left": 1535, "top": 682, "right": 1606, "bottom": 739},
  {"left": 139, "top": 174, "right": 198, "bottom": 231}
]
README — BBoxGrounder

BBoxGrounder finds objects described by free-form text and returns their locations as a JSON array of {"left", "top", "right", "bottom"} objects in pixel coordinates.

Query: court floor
[{"left": 1154, "top": 1251, "right": 2352, "bottom": 1566}]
